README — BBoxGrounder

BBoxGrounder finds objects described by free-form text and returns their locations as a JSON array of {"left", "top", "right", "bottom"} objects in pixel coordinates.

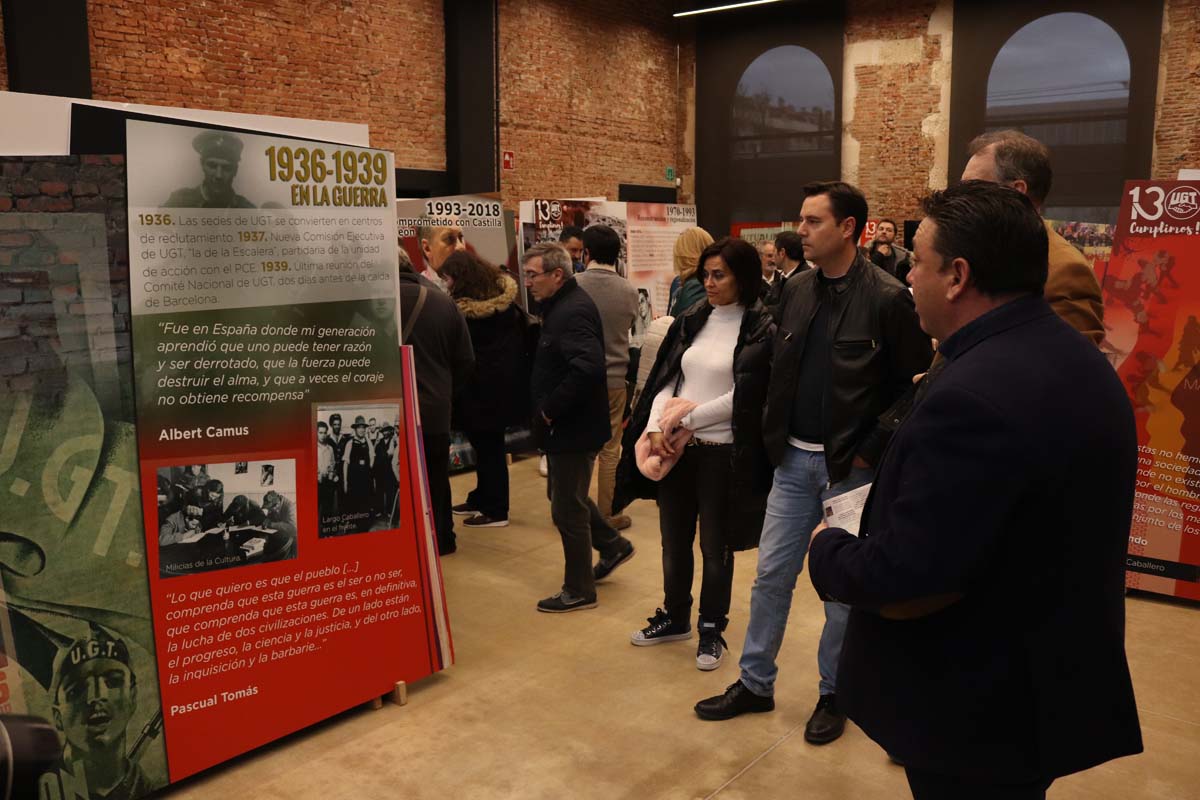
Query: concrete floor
[{"left": 170, "top": 457, "right": 1200, "bottom": 799}]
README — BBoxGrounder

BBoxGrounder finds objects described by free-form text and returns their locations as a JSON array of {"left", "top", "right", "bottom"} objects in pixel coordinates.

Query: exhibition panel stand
[
  {"left": 1108, "top": 180, "right": 1200, "bottom": 601},
  {"left": 0, "top": 118, "right": 451, "bottom": 798}
]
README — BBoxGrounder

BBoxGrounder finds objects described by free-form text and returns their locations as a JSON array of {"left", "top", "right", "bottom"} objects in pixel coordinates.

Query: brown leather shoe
[{"left": 606, "top": 514, "right": 632, "bottom": 530}]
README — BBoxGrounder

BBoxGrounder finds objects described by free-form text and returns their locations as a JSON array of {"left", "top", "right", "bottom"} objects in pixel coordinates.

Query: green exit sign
[{"left": 666, "top": 167, "right": 676, "bottom": 181}]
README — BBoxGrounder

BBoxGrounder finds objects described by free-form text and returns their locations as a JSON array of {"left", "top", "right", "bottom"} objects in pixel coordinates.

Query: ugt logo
[{"left": 1166, "top": 187, "right": 1200, "bottom": 221}]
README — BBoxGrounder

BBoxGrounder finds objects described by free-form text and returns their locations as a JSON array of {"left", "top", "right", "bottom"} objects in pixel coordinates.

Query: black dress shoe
[
  {"left": 804, "top": 694, "right": 846, "bottom": 744},
  {"left": 694, "top": 681, "right": 775, "bottom": 721},
  {"left": 593, "top": 541, "right": 635, "bottom": 582}
]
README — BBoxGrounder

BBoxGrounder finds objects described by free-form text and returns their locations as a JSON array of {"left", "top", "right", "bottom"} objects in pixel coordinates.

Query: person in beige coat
[{"left": 962, "top": 129, "right": 1105, "bottom": 345}]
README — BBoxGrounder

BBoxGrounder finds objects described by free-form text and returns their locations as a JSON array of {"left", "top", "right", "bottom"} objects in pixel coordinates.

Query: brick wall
[
  {"left": 0, "top": 156, "right": 131, "bottom": 406},
  {"left": 497, "top": 0, "right": 682, "bottom": 209},
  {"left": 842, "top": 0, "right": 953, "bottom": 227},
  {"left": 1152, "top": 0, "right": 1200, "bottom": 179},
  {"left": 675, "top": 27, "right": 697, "bottom": 206},
  {"left": 85, "top": 0, "right": 446, "bottom": 170},
  {"left": 841, "top": 0, "right": 1200, "bottom": 223}
]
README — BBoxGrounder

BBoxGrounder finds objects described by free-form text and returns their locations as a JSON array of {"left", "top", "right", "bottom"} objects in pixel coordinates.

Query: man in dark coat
[
  {"left": 398, "top": 260, "right": 474, "bottom": 555},
  {"left": 809, "top": 181, "right": 1142, "bottom": 799},
  {"left": 523, "top": 242, "right": 635, "bottom": 613}
]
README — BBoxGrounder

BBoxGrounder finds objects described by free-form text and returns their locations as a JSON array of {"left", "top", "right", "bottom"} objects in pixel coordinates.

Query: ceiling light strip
[{"left": 673, "top": 0, "right": 785, "bottom": 18}]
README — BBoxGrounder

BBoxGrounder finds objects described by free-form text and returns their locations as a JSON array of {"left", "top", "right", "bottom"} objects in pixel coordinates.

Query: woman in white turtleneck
[{"left": 613, "top": 238, "right": 775, "bottom": 673}]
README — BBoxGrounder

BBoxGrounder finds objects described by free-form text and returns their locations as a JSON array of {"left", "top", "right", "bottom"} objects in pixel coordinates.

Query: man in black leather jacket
[{"left": 696, "top": 182, "right": 932, "bottom": 744}]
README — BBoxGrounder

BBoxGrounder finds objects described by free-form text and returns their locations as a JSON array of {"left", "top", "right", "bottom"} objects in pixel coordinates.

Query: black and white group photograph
[
  {"left": 315, "top": 403, "right": 402, "bottom": 537},
  {"left": 155, "top": 460, "right": 299, "bottom": 578}
]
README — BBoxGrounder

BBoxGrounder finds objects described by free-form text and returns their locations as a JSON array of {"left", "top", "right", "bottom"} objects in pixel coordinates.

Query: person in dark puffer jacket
[
  {"left": 615, "top": 237, "right": 775, "bottom": 672},
  {"left": 442, "top": 251, "right": 528, "bottom": 529}
]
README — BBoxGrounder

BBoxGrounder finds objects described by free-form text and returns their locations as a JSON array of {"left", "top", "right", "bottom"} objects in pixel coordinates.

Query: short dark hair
[
  {"left": 697, "top": 237, "right": 762, "bottom": 306},
  {"left": 802, "top": 181, "right": 868, "bottom": 242},
  {"left": 205, "top": 479, "right": 224, "bottom": 494},
  {"left": 920, "top": 180, "right": 1048, "bottom": 296},
  {"left": 440, "top": 250, "right": 502, "bottom": 301},
  {"left": 877, "top": 218, "right": 897, "bottom": 231},
  {"left": 581, "top": 224, "right": 621, "bottom": 266},
  {"left": 774, "top": 231, "right": 804, "bottom": 262},
  {"left": 967, "top": 130, "right": 1053, "bottom": 206},
  {"left": 560, "top": 225, "right": 584, "bottom": 243}
]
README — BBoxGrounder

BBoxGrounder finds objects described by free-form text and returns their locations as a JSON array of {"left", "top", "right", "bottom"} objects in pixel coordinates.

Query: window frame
[
  {"left": 694, "top": 4, "right": 844, "bottom": 235},
  {"left": 948, "top": 0, "right": 1162, "bottom": 216}
]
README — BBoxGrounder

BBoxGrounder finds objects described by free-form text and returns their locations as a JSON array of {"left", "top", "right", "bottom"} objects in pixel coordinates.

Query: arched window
[
  {"left": 731, "top": 46, "right": 835, "bottom": 162},
  {"left": 984, "top": 13, "right": 1131, "bottom": 222},
  {"left": 949, "top": 2, "right": 1160, "bottom": 225},
  {"left": 694, "top": 8, "right": 844, "bottom": 233}
]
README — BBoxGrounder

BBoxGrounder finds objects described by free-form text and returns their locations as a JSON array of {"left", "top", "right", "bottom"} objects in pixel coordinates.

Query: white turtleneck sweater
[{"left": 646, "top": 303, "right": 743, "bottom": 443}]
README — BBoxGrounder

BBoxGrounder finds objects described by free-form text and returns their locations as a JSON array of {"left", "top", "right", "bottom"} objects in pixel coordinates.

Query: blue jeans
[{"left": 738, "top": 447, "right": 873, "bottom": 698}]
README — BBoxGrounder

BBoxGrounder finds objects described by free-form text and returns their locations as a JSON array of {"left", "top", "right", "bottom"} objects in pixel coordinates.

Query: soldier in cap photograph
[
  {"left": 343, "top": 415, "right": 376, "bottom": 516},
  {"left": 50, "top": 626, "right": 150, "bottom": 800},
  {"left": 163, "top": 131, "right": 256, "bottom": 209},
  {"left": 328, "top": 413, "right": 351, "bottom": 509}
]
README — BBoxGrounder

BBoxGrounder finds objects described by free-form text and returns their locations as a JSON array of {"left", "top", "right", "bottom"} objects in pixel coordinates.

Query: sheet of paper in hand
[{"left": 823, "top": 483, "right": 872, "bottom": 537}]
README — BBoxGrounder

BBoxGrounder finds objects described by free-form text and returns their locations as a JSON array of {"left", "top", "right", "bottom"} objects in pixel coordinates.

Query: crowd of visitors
[{"left": 398, "top": 129, "right": 1138, "bottom": 800}]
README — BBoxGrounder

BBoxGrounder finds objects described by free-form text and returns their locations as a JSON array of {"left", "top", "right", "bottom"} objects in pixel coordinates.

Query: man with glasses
[{"left": 524, "top": 242, "right": 635, "bottom": 613}]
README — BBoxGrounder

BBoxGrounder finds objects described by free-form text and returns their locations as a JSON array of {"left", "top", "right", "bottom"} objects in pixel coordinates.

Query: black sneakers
[
  {"left": 451, "top": 502, "right": 475, "bottom": 516},
  {"left": 536, "top": 591, "right": 597, "bottom": 613},
  {"left": 804, "top": 694, "right": 847, "bottom": 744},
  {"left": 696, "top": 622, "right": 727, "bottom": 671},
  {"left": 593, "top": 541, "right": 635, "bottom": 582},
  {"left": 694, "top": 681, "right": 775, "bottom": 721},
  {"left": 630, "top": 608, "right": 692, "bottom": 646},
  {"left": 463, "top": 514, "right": 509, "bottom": 528}
]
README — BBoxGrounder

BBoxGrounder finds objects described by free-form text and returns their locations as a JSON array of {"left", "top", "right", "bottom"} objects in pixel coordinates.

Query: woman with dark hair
[
  {"left": 442, "top": 250, "right": 528, "bottom": 528},
  {"left": 614, "top": 237, "right": 775, "bottom": 671}
]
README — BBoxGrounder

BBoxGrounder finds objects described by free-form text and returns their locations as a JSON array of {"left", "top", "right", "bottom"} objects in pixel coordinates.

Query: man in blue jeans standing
[{"left": 694, "top": 182, "right": 931, "bottom": 744}]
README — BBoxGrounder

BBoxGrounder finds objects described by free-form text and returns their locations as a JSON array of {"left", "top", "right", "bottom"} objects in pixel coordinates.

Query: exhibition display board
[
  {"left": 1106, "top": 181, "right": 1200, "bottom": 600},
  {"left": 519, "top": 199, "right": 697, "bottom": 325},
  {"left": 730, "top": 221, "right": 797, "bottom": 245},
  {"left": 0, "top": 121, "right": 452, "bottom": 798},
  {"left": 396, "top": 193, "right": 517, "bottom": 292},
  {"left": 397, "top": 195, "right": 528, "bottom": 469}
]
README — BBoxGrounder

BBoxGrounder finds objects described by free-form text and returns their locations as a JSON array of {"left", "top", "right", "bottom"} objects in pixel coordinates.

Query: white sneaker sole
[
  {"left": 452, "top": 508, "right": 476, "bottom": 517},
  {"left": 696, "top": 653, "right": 724, "bottom": 671},
  {"left": 630, "top": 630, "right": 693, "bottom": 646}
]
